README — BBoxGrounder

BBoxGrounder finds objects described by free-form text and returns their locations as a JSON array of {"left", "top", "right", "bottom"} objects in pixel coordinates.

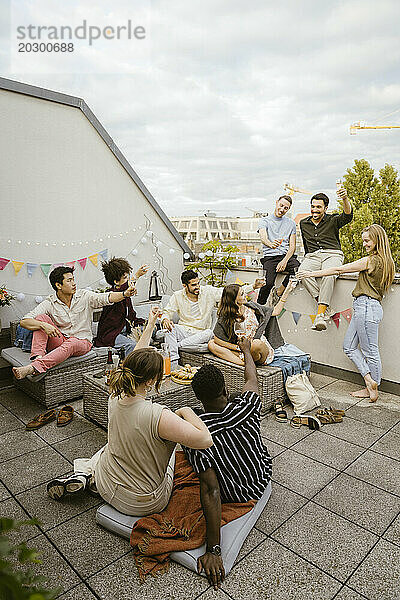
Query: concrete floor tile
[
  {"left": 0, "top": 497, "right": 40, "bottom": 543},
  {"left": 255, "top": 482, "right": 308, "bottom": 535},
  {"left": 347, "top": 539, "right": 400, "bottom": 600},
  {"left": 271, "top": 502, "right": 377, "bottom": 582},
  {"left": 369, "top": 429, "right": 400, "bottom": 461},
  {"left": 345, "top": 403, "right": 400, "bottom": 431},
  {"left": 262, "top": 438, "right": 287, "bottom": 457},
  {"left": 0, "top": 388, "right": 47, "bottom": 423},
  {"left": 292, "top": 431, "right": 364, "bottom": 470},
  {"left": 16, "top": 534, "right": 81, "bottom": 596},
  {"left": 53, "top": 429, "right": 107, "bottom": 462},
  {"left": 88, "top": 554, "right": 209, "bottom": 599},
  {"left": 223, "top": 537, "right": 341, "bottom": 599},
  {"left": 333, "top": 587, "right": 367, "bottom": 600},
  {"left": 0, "top": 446, "right": 72, "bottom": 494},
  {"left": 46, "top": 507, "right": 130, "bottom": 578},
  {"left": 321, "top": 417, "right": 385, "bottom": 449},
  {"left": 58, "top": 583, "right": 98, "bottom": 599},
  {"left": 233, "top": 527, "right": 266, "bottom": 566},
  {"left": 308, "top": 373, "right": 338, "bottom": 390},
  {"left": 317, "top": 380, "right": 367, "bottom": 410},
  {"left": 16, "top": 481, "right": 102, "bottom": 532},
  {"left": 0, "top": 480, "right": 11, "bottom": 500},
  {"left": 314, "top": 473, "right": 400, "bottom": 536},
  {"left": 36, "top": 412, "right": 96, "bottom": 444},
  {"left": 0, "top": 404, "right": 25, "bottom": 434},
  {"left": 0, "top": 429, "right": 47, "bottom": 463},
  {"left": 345, "top": 450, "right": 400, "bottom": 496},
  {"left": 383, "top": 514, "right": 400, "bottom": 547},
  {"left": 272, "top": 449, "right": 338, "bottom": 498},
  {"left": 196, "top": 590, "right": 232, "bottom": 600},
  {"left": 260, "top": 415, "right": 314, "bottom": 447}
]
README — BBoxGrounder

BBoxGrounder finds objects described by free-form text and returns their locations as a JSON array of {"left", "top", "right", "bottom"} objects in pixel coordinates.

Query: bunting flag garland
[
  {"left": 225, "top": 269, "right": 235, "bottom": 283},
  {"left": 88, "top": 254, "right": 98, "bottom": 267},
  {"left": 27, "top": 263, "right": 39, "bottom": 277},
  {"left": 12, "top": 261, "right": 24, "bottom": 275},
  {"left": 331, "top": 312, "right": 341, "bottom": 328},
  {"left": 0, "top": 258, "right": 10, "bottom": 270},
  {"left": 235, "top": 277, "right": 244, "bottom": 285},
  {"left": 52, "top": 263, "right": 64, "bottom": 269},
  {"left": 277, "top": 308, "right": 286, "bottom": 319},
  {"left": 78, "top": 258, "right": 87, "bottom": 270},
  {"left": 341, "top": 308, "right": 352, "bottom": 322},
  {"left": 40, "top": 264, "right": 52, "bottom": 277},
  {"left": 292, "top": 311, "right": 301, "bottom": 325},
  {"left": 309, "top": 314, "right": 316, "bottom": 325},
  {"left": 98, "top": 249, "right": 108, "bottom": 262},
  {"left": 65, "top": 261, "right": 76, "bottom": 268}
]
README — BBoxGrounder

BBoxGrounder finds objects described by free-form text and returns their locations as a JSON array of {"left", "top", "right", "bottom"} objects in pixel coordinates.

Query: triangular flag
[
  {"left": 52, "top": 263, "right": 64, "bottom": 269},
  {"left": 12, "top": 261, "right": 24, "bottom": 275},
  {"left": 225, "top": 269, "right": 235, "bottom": 283},
  {"left": 331, "top": 312, "right": 341, "bottom": 328},
  {"left": 89, "top": 254, "right": 98, "bottom": 267},
  {"left": 292, "top": 311, "right": 301, "bottom": 325},
  {"left": 310, "top": 314, "right": 316, "bottom": 324},
  {"left": 65, "top": 261, "right": 76, "bottom": 269},
  {"left": 235, "top": 277, "right": 244, "bottom": 285},
  {"left": 341, "top": 308, "right": 352, "bottom": 322},
  {"left": 40, "top": 263, "right": 52, "bottom": 277},
  {"left": 78, "top": 258, "right": 87, "bottom": 270},
  {"left": 0, "top": 258, "right": 10, "bottom": 270},
  {"left": 27, "top": 263, "right": 38, "bottom": 277},
  {"left": 98, "top": 249, "right": 108, "bottom": 262},
  {"left": 277, "top": 308, "right": 286, "bottom": 319}
]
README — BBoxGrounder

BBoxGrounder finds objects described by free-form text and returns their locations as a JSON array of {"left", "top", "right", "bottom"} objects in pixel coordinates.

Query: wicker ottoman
[{"left": 178, "top": 350, "right": 285, "bottom": 414}]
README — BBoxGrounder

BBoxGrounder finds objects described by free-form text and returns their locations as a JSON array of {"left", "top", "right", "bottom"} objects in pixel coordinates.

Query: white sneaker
[{"left": 312, "top": 314, "right": 327, "bottom": 331}]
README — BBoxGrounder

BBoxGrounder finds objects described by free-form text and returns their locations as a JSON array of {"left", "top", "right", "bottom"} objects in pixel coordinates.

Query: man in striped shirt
[{"left": 183, "top": 338, "right": 272, "bottom": 589}]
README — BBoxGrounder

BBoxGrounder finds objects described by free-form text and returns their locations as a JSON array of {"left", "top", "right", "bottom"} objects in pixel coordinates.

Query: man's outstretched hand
[
  {"left": 238, "top": 337, "right": 251, "bottom": 354},
  {"left": 197, "top": 552, "right": 225, "bottom": 590}
]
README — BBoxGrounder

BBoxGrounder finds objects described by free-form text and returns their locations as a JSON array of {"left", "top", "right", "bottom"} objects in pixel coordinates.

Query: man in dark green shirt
[{"left": 297, "top": 187, "right": 352, "bottom": 331}]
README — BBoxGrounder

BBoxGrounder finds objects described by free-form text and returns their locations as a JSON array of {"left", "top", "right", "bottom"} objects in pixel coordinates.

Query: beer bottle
[{"left": 105, "top": 348, "right": 114, "bottom": 385}]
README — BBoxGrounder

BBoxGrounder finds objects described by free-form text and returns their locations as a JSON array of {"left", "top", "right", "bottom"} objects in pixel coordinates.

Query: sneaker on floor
[
  {"left": 312, "top": 314, "right": 327, "bottom": 331},
  {"left": 267, "top": 286, "right": 281, "bottom": 307},
  {"left": 47, "top": 473, "right": 89, "bottom": 500}
]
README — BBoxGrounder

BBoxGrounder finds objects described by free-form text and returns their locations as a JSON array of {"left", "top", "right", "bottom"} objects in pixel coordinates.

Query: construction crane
[
  {"left": 350, "top": 120, "right": 400, "bottom": 134},
  {"left": 283, "top": 183, "right": 312, "bottom": 197}
]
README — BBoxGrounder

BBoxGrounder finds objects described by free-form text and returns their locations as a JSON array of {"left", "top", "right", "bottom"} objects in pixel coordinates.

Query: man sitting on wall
[
  {"left": 161, "top": 270, "right": 263, "bottom": 368},
  {"left": 94, "top": 257, "right": 148, "bottom": 357},
  {"left": 12, "top": 266, "right": 137, "bottom": 380},
  {"left": 183, "top": 337, "right": 272, "bottom": 589}
]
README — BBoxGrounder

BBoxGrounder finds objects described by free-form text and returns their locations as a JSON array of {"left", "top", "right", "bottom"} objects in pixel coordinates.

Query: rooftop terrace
[{"left": 0, "top": 371, "right": 399, "bottom": 600}]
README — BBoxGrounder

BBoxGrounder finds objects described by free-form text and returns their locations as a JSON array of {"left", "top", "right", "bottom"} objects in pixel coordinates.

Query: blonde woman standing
[{"left": 298, "top": 224, "right": 395, "bottom": 402}]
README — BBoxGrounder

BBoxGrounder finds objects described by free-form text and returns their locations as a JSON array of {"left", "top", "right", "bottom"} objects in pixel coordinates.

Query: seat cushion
[{"left": 96, "top": 481, "right": 271, "bottom": 575}]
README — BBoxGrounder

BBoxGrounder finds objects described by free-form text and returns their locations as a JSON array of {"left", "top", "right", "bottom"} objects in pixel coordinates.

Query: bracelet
[
  {"left": 122, "top": 290, "right": 126, "bottom": 298},
  {"left": 280, "top": 299, "right": 287, "bottom": 303}
]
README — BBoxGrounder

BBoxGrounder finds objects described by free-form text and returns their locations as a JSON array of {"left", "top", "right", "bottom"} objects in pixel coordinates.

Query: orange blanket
[{"left": 130, "top": 451, "right": 255, "bottom": 582}]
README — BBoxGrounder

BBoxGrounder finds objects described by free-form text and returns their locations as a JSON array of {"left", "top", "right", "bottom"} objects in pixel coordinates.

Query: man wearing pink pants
[{"left": 13, "top": 266, "right": 137, "bottom": 380}]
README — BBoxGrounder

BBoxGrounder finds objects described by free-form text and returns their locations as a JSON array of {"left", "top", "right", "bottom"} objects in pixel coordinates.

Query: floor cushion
[{"left": 96, "top": 480, "right": 272, "bottom": 576}]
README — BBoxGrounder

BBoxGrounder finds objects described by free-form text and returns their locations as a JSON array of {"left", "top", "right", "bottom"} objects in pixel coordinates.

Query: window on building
[
  {"left": 200, "top": 220, "right": 206, "bottom": 229},
  {"left": 210, "top": 221, "right": 218, "bottom": 229}
]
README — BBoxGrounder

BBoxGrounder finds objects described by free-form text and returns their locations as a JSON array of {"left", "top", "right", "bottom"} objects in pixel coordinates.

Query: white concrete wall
[
  {"left": 207, "top": 266, "right": 400, "bottom": 385},
  {"left": 0, "top": 89, "right": 184, "bottom": 326}
]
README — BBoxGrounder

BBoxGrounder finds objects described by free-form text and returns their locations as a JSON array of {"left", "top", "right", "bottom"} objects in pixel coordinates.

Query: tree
[
  {"left": 185, "top": 240, "right": 240, "bottom": 287},
  {"left": 338, "top": 159, "right": 400, "bottom": 269}
]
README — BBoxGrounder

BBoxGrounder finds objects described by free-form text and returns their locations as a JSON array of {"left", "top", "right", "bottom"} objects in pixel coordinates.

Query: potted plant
[
  {"left": 0, "top": 285, "right": 15, "bottom": 331},
  {"left": 185, "top": 240, "right": 240, "bottom": 287}
]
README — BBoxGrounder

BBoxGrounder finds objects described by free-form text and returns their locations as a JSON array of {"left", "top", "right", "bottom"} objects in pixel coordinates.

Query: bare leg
[
  {"left": 12, "top": 365, "right": 36, "bottom": 380},
  {"left": 364, "top": 373, "right": 378, "bottom": 402},
  {"left": 208, "top": 339, "right": 244, "bottom": 366},
  {"left": 350, "top": 388, "right": 370, "bottom": 398}
]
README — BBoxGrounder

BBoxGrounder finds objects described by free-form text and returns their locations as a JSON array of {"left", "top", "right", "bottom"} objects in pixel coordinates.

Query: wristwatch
[{"left": 208, "top": 544, "right": 222, "bottom": 556}]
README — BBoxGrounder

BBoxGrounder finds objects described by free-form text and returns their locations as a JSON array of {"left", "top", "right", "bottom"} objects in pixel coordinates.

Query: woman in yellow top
[{"left": 298, "top": 224, "right": 395, "bottom": 402}]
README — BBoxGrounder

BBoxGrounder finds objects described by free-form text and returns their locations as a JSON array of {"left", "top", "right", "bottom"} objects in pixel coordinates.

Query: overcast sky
[{"left": 2, "top": 0, "right": 400, "bottom": 217}]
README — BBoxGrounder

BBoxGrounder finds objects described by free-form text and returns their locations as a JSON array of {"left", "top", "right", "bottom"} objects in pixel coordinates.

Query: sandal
[
  {"left": 47, "top": 473, "right": 89, "bottom": 500},
  {"left": 317, "top": 406, "right": 345, "bottom": 417},
  {"left": 25, "top": 409, "right": 56, "bottom": 431},
  {"left": 318, "top": 412, "right": 343, "bottom": 425},
  {"left": 274, "top": 401, "right": 288, "bottom": 423},
  {"left": 290, "top": 415, "right": 321, "bottom": 430},
  {"left": 57, "top": 405, "right": 74, "bottom": 427}
]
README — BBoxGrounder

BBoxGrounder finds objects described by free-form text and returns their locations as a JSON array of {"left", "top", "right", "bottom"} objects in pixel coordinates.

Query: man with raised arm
[
  {"left": 13, "top": 266, "right": 137, "bottom": 380},
  {"left": 183, "top": 337, "right": 272, "bottom": 589}
]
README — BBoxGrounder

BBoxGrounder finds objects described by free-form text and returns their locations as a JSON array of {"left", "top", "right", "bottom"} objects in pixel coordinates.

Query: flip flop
[
  {"left": 47, "top": 473, "right": 89, "bottom": 500},
  {"left": 25, "top": 409, "right": 56, "bottom": 431},
  {"left": 318, "top": 413, "right": 343, "bottom": 425},
  {"left": 290, "top": 415, "right": 321, "bottom": 430},
  {"left": 57, "top": 405, "right": 74, "bottom": 427},
  {"left": 274, "top": 401, "right": 288, "bottom": 423},
  {"left": 317, "top": 406, "right": 345, "bottom": 417}
]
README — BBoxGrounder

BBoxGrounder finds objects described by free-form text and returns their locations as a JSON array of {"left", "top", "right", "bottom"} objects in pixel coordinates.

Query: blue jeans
[
  {"left": 114, "top": 327, "right": 137, "bottom": 358},
  {"left": 343, "top": 295, "right": 383, "bottom": 384}
]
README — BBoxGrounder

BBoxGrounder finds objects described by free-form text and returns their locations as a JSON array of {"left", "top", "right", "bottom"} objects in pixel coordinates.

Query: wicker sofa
[
  {"left": 1, "top": 321, "right": 107, "bottom": 408},
  {"left": 179, "top": 349, "right": 286, "bottom": 415}
]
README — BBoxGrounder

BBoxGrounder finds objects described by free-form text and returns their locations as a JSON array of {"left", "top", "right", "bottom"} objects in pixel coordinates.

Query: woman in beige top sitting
[
  {"left": 298, "top": 224, "right": 395, "bottom": 402},
  {"left": 47, "top": 307, "right": 212, "bottom": 515}
]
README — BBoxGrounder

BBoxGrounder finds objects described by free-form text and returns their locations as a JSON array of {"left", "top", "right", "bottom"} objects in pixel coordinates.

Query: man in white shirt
[
  {"left": 161, "top": 270, "right": 263, "bottom": 366},
  {"left": 12, "top": 266, "right": 137, "bottom": 380}
]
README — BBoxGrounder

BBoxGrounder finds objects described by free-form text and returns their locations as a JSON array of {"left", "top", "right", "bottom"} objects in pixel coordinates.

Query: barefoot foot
[
  {"left": 366, "top": 381, "right": 379, "bottom": 402},
  {"left": 12, "top": 365, "right": 35, "bottom": 380},
  {"left": 351, "top": 388, "right": 370, "bottom": 398}
]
